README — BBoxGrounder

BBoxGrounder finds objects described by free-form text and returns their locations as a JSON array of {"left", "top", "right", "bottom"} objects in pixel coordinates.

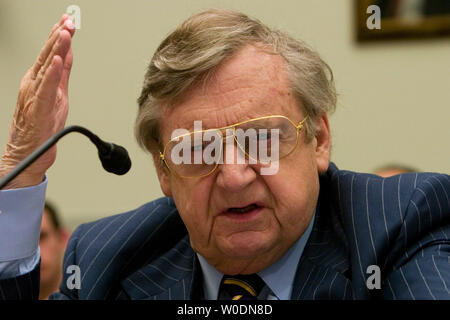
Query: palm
[{"left": 0, "top": 16, "right": 75, "bottom": 188}]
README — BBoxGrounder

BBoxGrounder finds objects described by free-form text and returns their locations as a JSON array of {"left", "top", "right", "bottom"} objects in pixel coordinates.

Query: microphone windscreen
[{"left": 99, "top": 143, "right": 132, "bottom": 175}]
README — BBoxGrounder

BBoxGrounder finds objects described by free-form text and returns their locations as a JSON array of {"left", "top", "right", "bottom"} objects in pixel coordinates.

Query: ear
[
  {"left": 152, "top": 151, "right": 173, "bottom": 197},
  {"left": 314, "top": 113, "right": 331, "bottom": 174}
]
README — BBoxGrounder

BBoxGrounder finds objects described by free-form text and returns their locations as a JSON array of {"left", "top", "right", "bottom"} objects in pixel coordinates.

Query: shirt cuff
[
  {"left": 0, "top": 247, "right": 40, "bottom": 279},
  {"left": 0, "top": 176, "right": 47, "bottom": 261}
]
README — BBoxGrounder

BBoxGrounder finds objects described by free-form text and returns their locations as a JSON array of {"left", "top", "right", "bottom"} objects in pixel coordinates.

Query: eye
[
  {"left": 191, "top": 143, "right": 204, "bottom": 152},
  {"left": 191, "top": 140, "right": 214, "bottom": 153},
  {"left": 40, "top": 231, "right": 48, "bottom": 241},
  {"left": 258, "top": 131, "right": 270, "bottom": 141}
]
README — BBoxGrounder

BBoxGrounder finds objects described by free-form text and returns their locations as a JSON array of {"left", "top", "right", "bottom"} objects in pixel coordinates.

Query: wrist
[{"left": 0, "top": 165, "right": 44, "bottom": 190}]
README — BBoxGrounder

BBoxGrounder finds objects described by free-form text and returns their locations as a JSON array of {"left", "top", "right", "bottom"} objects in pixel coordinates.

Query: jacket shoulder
[
  {"left": 321, "top": 164, "right": 450, "bottom": 298},
  {"left": 59, "top": 197, "right": 187, "bottom": 299},
  {"left": 75, "top": 197, "right": 178, "bottom": 237},
  {"left": 327, "top": 163, "right": 449, "bottom": 229},
  {"left": 326, "top": 164, "right": 450, "bottom": 281}
]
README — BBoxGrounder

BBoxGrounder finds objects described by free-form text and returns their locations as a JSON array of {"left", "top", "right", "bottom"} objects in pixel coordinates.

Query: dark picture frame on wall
[{"left": 356, "top": 0, "right": 450, "bottom": 41}]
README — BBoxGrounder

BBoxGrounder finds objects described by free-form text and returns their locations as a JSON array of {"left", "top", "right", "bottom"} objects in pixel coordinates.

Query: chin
[{"left": 220, "top": 231, "right": 274, "bottom": 259}]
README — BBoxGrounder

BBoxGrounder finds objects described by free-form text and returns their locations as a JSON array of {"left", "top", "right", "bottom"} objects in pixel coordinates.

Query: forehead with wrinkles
[{"left": 159, "top": 45, "right": 300, "bottom": 138}]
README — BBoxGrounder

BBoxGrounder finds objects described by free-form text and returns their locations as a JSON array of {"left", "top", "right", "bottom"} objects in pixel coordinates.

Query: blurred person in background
[
  {"left": 39, "top": 201, "right": 69, "bottom": 300},
  {"left": 374, "top": 164, "right": 418, "bottom": 178}
]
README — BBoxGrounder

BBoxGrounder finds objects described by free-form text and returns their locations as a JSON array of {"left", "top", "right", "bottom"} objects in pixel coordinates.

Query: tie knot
[{"left": 219, "top": 274, "right": 266, "bottom": 300}]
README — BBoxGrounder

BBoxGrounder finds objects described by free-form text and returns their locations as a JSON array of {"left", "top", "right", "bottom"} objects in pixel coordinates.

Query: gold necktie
[{"left": 218, "top": 274, "right": 265, "bottom": 300}]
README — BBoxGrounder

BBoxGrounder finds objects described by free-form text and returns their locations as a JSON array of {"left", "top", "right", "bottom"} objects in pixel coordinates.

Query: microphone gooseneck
[{"left": 0, "top": 125, "right": 131, "bottom": 189}]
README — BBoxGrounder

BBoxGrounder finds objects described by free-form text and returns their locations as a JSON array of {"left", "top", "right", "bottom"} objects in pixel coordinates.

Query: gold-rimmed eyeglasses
[{"left": 159, "top": 115, "right": 308, "bottom": 178}]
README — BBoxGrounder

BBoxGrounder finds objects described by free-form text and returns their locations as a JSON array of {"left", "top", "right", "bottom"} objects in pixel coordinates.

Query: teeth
[{"left": 228, "top": 204, "right": 257, "bottom": 213}]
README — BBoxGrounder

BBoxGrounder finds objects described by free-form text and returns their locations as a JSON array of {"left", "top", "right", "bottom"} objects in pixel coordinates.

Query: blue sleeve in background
[{"left": 0, "top": 177, "right": 47, "bottom": 279}]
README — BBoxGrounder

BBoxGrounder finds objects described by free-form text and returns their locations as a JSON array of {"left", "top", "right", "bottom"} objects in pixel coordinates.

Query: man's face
[
  {"left": 40, "top": 211, "right": 65, "bottom": 285},
  {"left": 156, "top": 45, "right": 331, "bottom": 275}
]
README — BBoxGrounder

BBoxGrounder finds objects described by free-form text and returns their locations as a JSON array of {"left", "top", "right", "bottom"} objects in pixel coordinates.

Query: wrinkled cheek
[
  {"left": 269, "top": 176, "right": 318, "bottom": 237},
  {"left": 177, "top": 203, "right": 214, "bottom": 252},
  {"left": 192, "top": 216, "right": 214, "bottom": 247}
]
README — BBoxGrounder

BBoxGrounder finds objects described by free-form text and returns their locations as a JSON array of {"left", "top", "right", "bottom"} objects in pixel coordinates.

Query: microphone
[
  {"left": 0, "top": 125, "right": 131, "bottom": 189},
  {"left": 96, "top": 143, "right": 132, "bottom": 175}
]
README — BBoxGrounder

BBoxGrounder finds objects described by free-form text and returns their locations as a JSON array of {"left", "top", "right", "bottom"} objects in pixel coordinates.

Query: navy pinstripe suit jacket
[{"left": 1, "top": 163, "right": 449, "bottom": 300}]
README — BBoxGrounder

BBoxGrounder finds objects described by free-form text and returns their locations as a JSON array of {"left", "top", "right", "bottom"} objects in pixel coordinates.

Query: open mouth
[
  {"left": 221, "top": 203, "right": 264, "bottom": 221},
  {"left": 227, "top": 203, "right": 260, "bottom": 213}
]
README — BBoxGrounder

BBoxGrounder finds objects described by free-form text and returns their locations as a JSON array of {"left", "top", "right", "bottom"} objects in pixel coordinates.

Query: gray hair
[{"left": 136, "top": 9, "right": 336, "bottom": 154}]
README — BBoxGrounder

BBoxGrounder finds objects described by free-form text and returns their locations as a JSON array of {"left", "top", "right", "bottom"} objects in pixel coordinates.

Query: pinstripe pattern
[
  {"left": 0, "top": 263, "right": 39, "bottom": 299},
  {"left": 0, "top": 163, "right": 449, "bottom": 299}
]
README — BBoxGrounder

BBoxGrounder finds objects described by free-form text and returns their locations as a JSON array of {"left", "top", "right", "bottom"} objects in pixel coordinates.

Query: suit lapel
[
  {"left": 292, "top": 224, "right": 353, "bottom": 300},
  {"left": 121, "top": 235, "right": 202, "bottom": 300},
  {"left": 292, "top": 166, "right": 354, "bottom": 300}
]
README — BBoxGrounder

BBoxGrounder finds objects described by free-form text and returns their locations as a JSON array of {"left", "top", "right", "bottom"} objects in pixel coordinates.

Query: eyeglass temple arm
[{"left": 296, "top": 116, "right": 308, "bottom": 130}]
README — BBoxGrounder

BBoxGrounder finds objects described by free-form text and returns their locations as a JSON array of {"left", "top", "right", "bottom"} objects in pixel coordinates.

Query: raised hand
[{"left": 0, "top": 14, "right": 76, "bottom": 189}]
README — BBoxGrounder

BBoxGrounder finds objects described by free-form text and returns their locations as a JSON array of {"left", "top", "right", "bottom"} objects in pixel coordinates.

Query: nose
[{"left": 215, "top": 137, "right": 257, "bottom": 192}]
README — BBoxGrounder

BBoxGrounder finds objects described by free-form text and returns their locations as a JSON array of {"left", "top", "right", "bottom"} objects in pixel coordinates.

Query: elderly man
[{"left": 0, "top": 10, "right": 449, "bottom": 300}]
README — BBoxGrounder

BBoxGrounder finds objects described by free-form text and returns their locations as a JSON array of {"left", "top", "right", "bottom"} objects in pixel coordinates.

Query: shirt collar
[{"left": 197, "top": 214, "right": 315, "bottom": 300}]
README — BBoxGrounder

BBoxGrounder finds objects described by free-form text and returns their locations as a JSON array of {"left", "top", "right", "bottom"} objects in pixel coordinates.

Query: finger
[
  {"left": 34, "top": 55, "right": 63, "bottom": 112},
  {"left": 33, "top": 29, "right": 72, "bottom": 91},
  {"left": 31, "top": 31, "right": 60, "bottom": 79},
  {"left": 62, "top": 17, "right": 76, "bottom": 37},
  {"left": 59, "top": 47, "right": 73, "bottom": 94},
  {"left": 46, "top": 14, "right": 68, "bottom": 40},
  {"left": 31, "top": 14, "right": 70, "bottom": 79}
]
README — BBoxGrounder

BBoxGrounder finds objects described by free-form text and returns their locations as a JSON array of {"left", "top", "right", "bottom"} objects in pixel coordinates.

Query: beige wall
[{"left": 1, "top": 0, "right": 449, "bottom": 228}]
